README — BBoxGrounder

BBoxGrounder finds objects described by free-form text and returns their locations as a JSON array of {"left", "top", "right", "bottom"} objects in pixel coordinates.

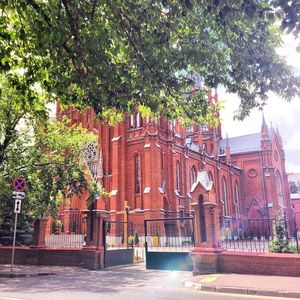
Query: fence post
[
  {"left": 81, "top": 211, "right": 105, "bottom": 270},
  {"left": 30, "top": 217, "right": 48, "bottom": 248},
  {"left": 293, "top": 213, "right": 299, "bottom": 253},
  {"left": 190, "top": 196, "right": 222, "bottom": 275}
]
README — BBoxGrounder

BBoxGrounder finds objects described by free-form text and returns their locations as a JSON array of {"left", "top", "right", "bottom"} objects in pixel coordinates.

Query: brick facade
[{"left": 57, "top": 96, "right": 293, "bottom": 245}]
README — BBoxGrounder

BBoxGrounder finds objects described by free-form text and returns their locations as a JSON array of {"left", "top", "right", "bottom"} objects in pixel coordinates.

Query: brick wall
[
  {"left": 0, "top": 247, "right": 82, "bottom": 267},
  {"left": 219, "top": 251, "right": 300, "bottom": 277}
]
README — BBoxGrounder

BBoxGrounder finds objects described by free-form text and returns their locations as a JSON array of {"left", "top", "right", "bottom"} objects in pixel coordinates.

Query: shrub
[
  {"left": 270, "top": 216, "right": 292, "bottom": 253},
  {"left": 133, "top": 231, "right": 139, "bottom": 245}
]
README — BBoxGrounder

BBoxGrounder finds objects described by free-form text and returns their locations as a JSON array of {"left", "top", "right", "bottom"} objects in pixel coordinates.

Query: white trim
[
  {"left": 110, "top": 190, "right": 118, "bottom": 196},
  {"left": 144, "top": 187, "right": 151, "bottom": 193},
  {"left": 111, "top": 136, "right": 121, "bottom": 141}
]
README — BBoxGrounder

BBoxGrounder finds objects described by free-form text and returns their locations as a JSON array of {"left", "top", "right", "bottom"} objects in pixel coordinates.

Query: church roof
[{"left": 219, "top": 133, "right": 261, "bottom": 154}]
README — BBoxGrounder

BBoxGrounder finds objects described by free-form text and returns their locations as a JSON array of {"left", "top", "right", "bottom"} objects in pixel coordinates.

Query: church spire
[
  {"left": 261, "top": 112, "right": 269, "bottom": 138},
  {"left": 262, "top": 112, "right": 266, "bottom": 128}
]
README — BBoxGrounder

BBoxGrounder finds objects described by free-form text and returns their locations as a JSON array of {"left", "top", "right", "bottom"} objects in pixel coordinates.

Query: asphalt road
[{"left": 0, "top": 264, "right": 296, "bottom": 300}]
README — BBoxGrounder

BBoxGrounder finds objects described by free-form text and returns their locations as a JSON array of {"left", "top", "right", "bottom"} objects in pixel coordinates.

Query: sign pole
[
  {"left": 10, "top": 211, "right": 18, "bottom": 272},
  {"left": 11, "top": 177, "right": 26, "bottom": 273}
]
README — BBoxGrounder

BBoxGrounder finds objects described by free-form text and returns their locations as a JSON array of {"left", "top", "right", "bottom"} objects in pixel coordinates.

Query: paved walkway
[
  {"left": 1, "top": 264, "right": 300, "bottom": 298},
  {"left": 185, "top": 273, "right": 300, "bottom": 298},
  {"left": 0, "top": 264, "right": 83, "bottom": 277}
]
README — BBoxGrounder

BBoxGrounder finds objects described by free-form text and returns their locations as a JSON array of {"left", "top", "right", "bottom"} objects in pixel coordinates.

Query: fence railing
[
  {"left": 104, "top": 221, "right": 133, "bottom": 249},
  {"left": 0, "top": 231, "right": 34, "bottom": 247},
  {"left": 220, "top": 217, "right": 299, "bottom": 253},
  {"left": 45, "top": 211, "right": 87, "bottom": 248},
  {"left": 144, "top": 217, "right": 194, "bottom": 252}
]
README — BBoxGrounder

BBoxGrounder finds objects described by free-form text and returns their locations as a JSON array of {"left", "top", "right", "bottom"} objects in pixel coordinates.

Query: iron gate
[
  {"left": 144, "top": 217, "right": 194, "bottom": 271},
  {"left": 103, "top": 221, "right": 134, "bottom": 268}
]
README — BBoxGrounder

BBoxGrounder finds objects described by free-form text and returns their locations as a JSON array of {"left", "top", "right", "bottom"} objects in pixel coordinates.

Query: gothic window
[
  {"left": 186, "top": 125, "right": 194, "bottom": 134},
  {"left": 83, "top": 142, "right": 99, "bottom": 179},
  {"left": 275, "top": 170, "right": 284, "bottom": 208},
  {"left": 135, "top": 154, "right": 141, "bottom": 194},
  {"left": 83, "top": 142, "right": 98, "bottom": 161},
  {"left": 208, "top": 171, "right": 213, "bottom": 182},
  {"left": 210, "top": 143, "right": 214, "bottom": 155},
  {"left": 173, "top": 120, "right": 177, "bottom": 132},
  {"left": 234, "top": 181, "right": 240, "bottom": 217},
  {"left": 190, "top": 166, "right": 197, "bottom": 189},
  {"left": 176, "top": 160, "right": 181, "bottom": 191},
  {"left": 136, "top": 113, "right": 141, "bottom": 128},
  {"left": 130, "top": 115, "right": 134, "bottom": 128},
  {"left": 222, "top": 177, "right": 229, "bottom": 216},
  {"left": 203, "top": 125, "right": 209, "bottom": 132}
]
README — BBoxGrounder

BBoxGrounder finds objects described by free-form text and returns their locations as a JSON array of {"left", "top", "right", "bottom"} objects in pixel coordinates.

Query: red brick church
[{"left": 56, "top": 92, "right": 293, "bottom": 238}]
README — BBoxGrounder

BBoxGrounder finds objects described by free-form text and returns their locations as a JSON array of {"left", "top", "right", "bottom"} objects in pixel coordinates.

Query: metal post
[
  {"left": 293, "top": 214, "right": 299, "bottom": 253},
  {"left": 144, "top": 219, "right": 148, "bottom": 254},
  {"left": 10, "top": 212, "right": 18, "bottom": 272}
]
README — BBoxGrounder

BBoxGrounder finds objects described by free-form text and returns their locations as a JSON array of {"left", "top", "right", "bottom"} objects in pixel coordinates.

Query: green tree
[
  {"left": 0, "top": 76, "right": 101, "bottom": 228},
  {"left": 1, "top": 1, "right": 300, "bottom": 123}
]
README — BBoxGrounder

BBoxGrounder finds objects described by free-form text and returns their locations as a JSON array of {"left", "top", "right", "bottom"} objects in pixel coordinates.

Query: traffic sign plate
[
  {"left": 12, "top": 191, "right": 25, "bottom": 199},
  {"left": 14, "top": 199, "right": 22, "bottom": 214},
  {"left": 13, "top": 178, "right": 26, "bottom": 192}
]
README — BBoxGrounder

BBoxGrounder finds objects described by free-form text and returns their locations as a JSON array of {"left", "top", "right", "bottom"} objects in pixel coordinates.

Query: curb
[
  {"left": 184, "top": 281, "right": 300, "bottom": 298},
  {"left": 0, "top": 272, "right": 56, "bottom": 278}
]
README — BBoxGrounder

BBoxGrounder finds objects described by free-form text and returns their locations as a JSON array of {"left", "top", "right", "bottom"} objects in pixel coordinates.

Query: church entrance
[
  {"left": 103, "top": 220, "right": 134, "bottom": 268},
  {"left": 144, "top": 217, "right": 194, "bottom": 271}
]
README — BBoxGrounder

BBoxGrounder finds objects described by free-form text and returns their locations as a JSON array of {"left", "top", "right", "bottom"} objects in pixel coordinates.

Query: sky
[{"left": 219, "top": 34, "right": 300, "bottom": 174}]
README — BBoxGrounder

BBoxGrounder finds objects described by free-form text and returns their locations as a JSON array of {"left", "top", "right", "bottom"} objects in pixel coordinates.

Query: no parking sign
[{"left": 13, "top": 178, "right": 26, "bottom": 192}]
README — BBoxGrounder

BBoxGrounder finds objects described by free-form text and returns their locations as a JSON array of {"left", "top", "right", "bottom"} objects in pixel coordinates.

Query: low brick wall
[
  {"left": 219, "top": 251, "right": 300, "bottom": 277},
  {"left": 0, "top": 246, "right": 82, "bottom": 267}
]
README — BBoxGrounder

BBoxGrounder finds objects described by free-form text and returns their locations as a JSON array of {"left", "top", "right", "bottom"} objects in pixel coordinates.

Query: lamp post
[{"left": 124, "top": 201, "right": 130, "bottom": 249}]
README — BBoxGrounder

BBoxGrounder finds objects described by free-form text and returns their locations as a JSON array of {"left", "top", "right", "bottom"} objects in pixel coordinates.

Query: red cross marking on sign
[{"left": 13, "top": 178, "right": 26, "bottom": 192}]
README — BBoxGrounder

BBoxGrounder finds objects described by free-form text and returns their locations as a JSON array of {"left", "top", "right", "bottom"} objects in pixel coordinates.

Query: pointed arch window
[
  {"left": 136, "top": 113, "right": 141, "bottom": 128},
  {"left": 275, "top": 170, "right": 284, "bottom": 208},
  {"left": 135, "top": 154, "right": 141, "bottom": 194},
  {"left": 130, "top": 115, "right": 134, "bottom": 128},
  {"left": 190, "top": 166, "right": 197, "bottom": 190},
  {"left": 234, "top": 181, "right": 240, "bottom": 217},
  {"left": 176, "top": 161, "right": 181, "bottom": 191},
  {"left": 221, "top": 177, "right": 229, "bottom": 216},
  {"left": 186, "top": 125, "right": 194, "bottom": 134}
]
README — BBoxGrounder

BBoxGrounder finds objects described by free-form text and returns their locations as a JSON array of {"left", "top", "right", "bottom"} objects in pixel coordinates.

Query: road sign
[
  {"left": 12, "top": 191, "right": 25, "bottom": 199},
  {"left": 13, "top": 178, "right": 26, "bottom": 192},
  {"left": 14, "top": 199, "right": 22, "bottom": 214}
]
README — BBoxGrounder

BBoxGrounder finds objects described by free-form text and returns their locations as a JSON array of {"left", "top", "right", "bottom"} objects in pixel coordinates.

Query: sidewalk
[
  {"left": 185, "top": 273, "right": 300, "bottom": 298},
  {"left": 0, "top": 264, "right": 83, "bottom": 278}
]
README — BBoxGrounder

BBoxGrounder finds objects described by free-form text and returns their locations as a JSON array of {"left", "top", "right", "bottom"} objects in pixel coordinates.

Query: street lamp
[{"left": 125, "top": 204, "right": 130, "bottom": 248}]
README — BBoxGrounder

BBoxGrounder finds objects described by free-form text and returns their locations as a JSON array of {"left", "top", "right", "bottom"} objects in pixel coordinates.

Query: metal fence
[
  {"left": 0, "top": 231, "right": 34, "bottom": 246},
  {"left": 145, "top": 217, "right": 194, "bottom": 252},
  {"left": 45, "top": 211, "right": 87, "bottom": 248},
  {"left": 220, "top": 217, "right": 299, "bottom": 253},
  {"left": 104, "top": 221, "right": 133, "bottom": 249}
]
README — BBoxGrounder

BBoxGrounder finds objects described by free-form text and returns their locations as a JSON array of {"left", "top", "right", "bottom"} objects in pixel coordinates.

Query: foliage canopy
[{"left": 1, "top": 0, "right": 300, "bottom": 122}]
